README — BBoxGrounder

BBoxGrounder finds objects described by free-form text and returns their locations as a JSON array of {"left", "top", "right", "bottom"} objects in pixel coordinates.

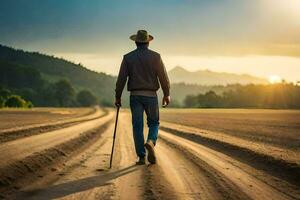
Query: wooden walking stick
[{"left": 109, "top": 106, "right": 120, "bottom": 169}]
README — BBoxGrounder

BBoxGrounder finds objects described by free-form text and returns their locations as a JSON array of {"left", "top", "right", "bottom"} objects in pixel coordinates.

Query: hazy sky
[{"left": 1, "top": 0, "right": 300, "bottom": 81}]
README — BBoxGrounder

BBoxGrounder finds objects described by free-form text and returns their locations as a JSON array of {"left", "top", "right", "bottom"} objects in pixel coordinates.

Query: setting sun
[{"left": 268, "top": 75, "right": 282, "bottom": 84}]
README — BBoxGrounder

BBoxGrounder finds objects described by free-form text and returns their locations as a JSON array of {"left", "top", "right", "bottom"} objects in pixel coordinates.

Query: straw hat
[{"left": 130, "top": 30, "right": 153, "bottom": 42}]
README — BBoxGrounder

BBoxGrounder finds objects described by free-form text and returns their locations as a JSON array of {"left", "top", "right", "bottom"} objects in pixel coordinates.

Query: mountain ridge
[{"left": 169, "top": 66, "right": 268, "bottom": 85}]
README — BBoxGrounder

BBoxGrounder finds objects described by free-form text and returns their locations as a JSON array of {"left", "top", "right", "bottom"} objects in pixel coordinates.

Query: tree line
[
  {"left": 184, "top": 82, "right": 300, "bottom": 109},
  {"left": 0, "top": 44, "right": 115, "bottom": 107},
  {"left": 0, "top": 61, "right": 98, "bottom": 108}
]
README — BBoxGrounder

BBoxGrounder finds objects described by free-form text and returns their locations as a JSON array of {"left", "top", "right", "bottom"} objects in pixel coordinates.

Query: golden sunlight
[
  {"left": 268, "top": 75, "right": 282, "bottom": 84},
  {"left": 272, "top": 0, "right": 300, "bottom": 21},
  {"left": 282, "top": 0, "right": 300, "bottom": 16}
]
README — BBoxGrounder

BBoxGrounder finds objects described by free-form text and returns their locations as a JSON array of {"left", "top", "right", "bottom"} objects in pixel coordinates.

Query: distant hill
[
  {"left": 0, "top": 44, "right": 116, "bottom": 106},
  {"left": 169, "top": 66, "right": 268, "bottom": 85}
]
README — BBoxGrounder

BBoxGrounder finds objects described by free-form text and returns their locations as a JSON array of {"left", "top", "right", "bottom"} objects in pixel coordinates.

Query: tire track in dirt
[
  {"left": 0, "top": 112, "right": 114, "bottom": 197},
  {"left": 154, "top": 140, "right": 250, "bottom": 200},
  {"left": 0, "top": 112, "right": 113, "bottom": 167},
  {"left": 160, "top": 122, "right": 300, "bottom": 187},
  {"left": 15, "top": 112, "right": 145, "bottom": 200},
  {"left": 0, "top": 107, "right": 108, "bottom": 144},
  {"left": 16, "top": 123, "right": 117, "bottom": 200},
  {"left": 159, "top": 130, "right": 299, "bottom": 200}
]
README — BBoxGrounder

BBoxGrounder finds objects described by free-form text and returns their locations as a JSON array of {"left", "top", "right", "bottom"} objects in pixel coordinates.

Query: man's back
[
  {"left": 125, "top": 46, "right": 163, "bottom": 92},
  {"left": 115, "top": 44, "right": 169, "bottom": 99}
]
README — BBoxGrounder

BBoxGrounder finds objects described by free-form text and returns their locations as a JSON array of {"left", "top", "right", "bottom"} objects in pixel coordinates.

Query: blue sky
[
  {"left": 0, "top": 0, "right": 300, "bottom": 81},
  {"left": 1, "top": 0, "right": 258, "bottom": 53}
]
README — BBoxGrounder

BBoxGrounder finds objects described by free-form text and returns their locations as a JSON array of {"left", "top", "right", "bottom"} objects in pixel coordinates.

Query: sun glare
[
  {"left": 273, "top": 0, "right": 300, "bottom": 23},
  {"left": 268, "top": 75, "right": 282, "bottom": 84}
]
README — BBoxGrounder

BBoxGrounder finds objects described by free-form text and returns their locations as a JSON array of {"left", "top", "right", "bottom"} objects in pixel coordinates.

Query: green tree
[
  {"left": 76, "top": 90, "right": 98, "bottom": 106},
  {"left": 5, "top": 95, "right": 27, "bottom": 108},
  {"left": 198, "top": 91, "right": 223, "bottom": 108},
  {"left": 54, "top": 79, "right": 75, "bottom": 107}
]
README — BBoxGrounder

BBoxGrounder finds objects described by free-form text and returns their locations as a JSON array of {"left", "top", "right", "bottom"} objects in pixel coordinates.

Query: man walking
[{"left": 115, "top": 30, "right": 170, "bottom": 165}]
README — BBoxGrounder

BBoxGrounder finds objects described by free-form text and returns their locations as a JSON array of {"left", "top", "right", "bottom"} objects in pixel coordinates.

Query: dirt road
[
  {"left": 1, "top": 110, "right": 299, "bottom": 199},
  {"left": 0, "top": 108, "right": 96, "bottom": 131}
]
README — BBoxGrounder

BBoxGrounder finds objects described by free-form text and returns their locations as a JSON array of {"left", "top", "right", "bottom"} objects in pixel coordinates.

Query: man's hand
[
  {"left": 115, "top": 98, "right": 121, "bottom": 107},
  {"left": 162, "top": 96, "right": 170, "bottom": 107}
]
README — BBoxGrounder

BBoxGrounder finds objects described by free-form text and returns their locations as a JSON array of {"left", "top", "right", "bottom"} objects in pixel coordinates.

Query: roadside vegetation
[
  {"left": 184, "top": 82, "right": 300, "bottom": 109},
  {"left": 0, "top": 75, "right": 98, "bottom": 108},
  {"left": 0, "top": 87, "right": 32, "bottom": 108},
  {"left": 0, "top": 47, "right": 100, "bottom": 108},
  {"left": 0, "top": 44, "right": 115, "bottom": 107}
]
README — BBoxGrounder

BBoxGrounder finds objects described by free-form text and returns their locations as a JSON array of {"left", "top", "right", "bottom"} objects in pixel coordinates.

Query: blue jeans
[{"left": 130, "top": 95, "right": 159, "bottom": 158}]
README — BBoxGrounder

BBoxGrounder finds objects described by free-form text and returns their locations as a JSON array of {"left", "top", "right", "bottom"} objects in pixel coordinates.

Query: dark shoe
[
  {"left": 145, "top": 140, "right": 156, "bottom": 164},
  {"left": 136, "top": 157, "right": 145, "bottom": 165}
]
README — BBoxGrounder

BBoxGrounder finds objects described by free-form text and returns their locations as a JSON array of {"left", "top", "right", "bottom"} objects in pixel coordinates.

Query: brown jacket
[{"left": 115, "top": 46, "right": 170, "bottom": 99}]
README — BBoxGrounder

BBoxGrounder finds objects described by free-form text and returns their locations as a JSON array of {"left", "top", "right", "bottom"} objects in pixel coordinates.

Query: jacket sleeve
[
  {"left": 115, "top": 56, "right": 128, "bottom": 99},
  {"left": 156, "top": 55, "right": 170, "bottom": 97}
]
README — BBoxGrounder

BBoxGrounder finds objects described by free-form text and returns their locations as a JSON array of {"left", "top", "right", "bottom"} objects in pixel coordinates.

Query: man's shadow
[{"left": 17, "top": 164, "right": 140, "bottom": 200}]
